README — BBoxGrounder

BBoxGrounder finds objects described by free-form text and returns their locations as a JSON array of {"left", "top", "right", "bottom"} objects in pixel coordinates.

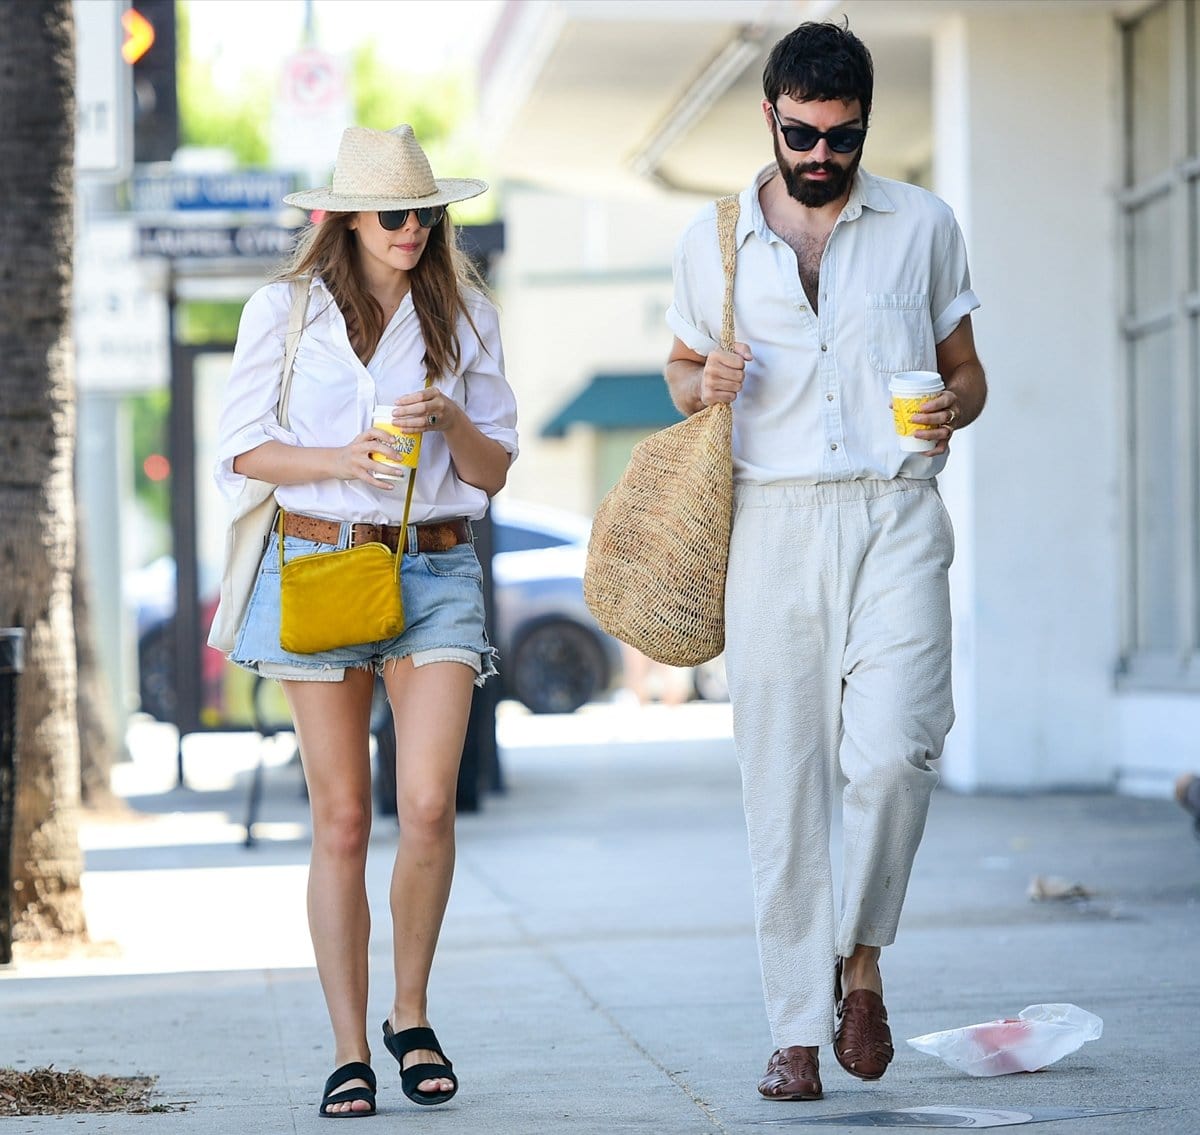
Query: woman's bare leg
[
  {"left": 380, "top": 658, "right": 475, "bottom": 1096},
  {"left": 283, "top": 669, "right": 377, "bottom": 1115}
]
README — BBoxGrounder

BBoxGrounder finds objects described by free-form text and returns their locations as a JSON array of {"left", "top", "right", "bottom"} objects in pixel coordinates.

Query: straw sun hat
[{"left": 283, "top": 124, "right": 487, "bottom": 213}]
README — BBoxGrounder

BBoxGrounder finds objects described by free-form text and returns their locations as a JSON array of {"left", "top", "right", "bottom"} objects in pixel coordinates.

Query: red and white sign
[
  {"left": 279, "top": 49, "right": 347, "bottom": 116},
  {"left": 271, "top": 49, "right": 351, "bottom": 185}
]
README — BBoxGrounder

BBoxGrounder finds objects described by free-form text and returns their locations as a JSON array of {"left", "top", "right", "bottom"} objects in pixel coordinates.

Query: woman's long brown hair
[{"left": 280, "top": 211, "right": 487, "bottom": 382}]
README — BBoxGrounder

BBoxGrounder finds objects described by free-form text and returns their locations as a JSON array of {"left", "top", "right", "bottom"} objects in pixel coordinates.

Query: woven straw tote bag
[{"left": 583, "top": 195, "right": 739, "bottom": 667}]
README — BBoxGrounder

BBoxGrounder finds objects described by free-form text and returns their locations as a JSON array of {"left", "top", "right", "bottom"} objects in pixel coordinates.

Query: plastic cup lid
[{"left": 889, "top": 370, "right": 944, "bottom": 394}]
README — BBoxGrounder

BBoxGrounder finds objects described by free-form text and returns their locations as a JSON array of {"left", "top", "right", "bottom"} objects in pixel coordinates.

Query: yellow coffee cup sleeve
[{"left": 892, "top": 396, "right": 928, "bottom": 438}]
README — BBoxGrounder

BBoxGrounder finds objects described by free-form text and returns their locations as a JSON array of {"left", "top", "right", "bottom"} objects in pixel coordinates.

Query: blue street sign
[{"left": 131, "top": 171, "right": 298, "bottom": 213}]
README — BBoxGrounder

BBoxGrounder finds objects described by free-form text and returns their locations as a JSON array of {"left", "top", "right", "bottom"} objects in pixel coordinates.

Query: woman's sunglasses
[
  {"left": 377, "top": 206, "right": 446, "bottom": 231},
  {"left": 771, "top": 106, "right": 866, "bottom": 154}
]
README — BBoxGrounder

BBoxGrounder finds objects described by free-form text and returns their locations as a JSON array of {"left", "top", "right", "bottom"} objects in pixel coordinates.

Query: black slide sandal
[
  {"left": 319, "top": 1061, "right": 377, "bottom": 1118},
  {"left": 381, "top": 1022, "right": 458, "bottom": 1106}
]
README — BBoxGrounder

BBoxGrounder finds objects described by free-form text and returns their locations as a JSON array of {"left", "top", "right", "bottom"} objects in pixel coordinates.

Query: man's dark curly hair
[{"left": 762, "top": 21, "right": 874, "bottom": 129}]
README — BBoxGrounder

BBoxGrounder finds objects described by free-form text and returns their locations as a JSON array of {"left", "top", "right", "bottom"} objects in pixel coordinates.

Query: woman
[{"left": 214, "top": 125, "right": 518, "bottom": 1117}]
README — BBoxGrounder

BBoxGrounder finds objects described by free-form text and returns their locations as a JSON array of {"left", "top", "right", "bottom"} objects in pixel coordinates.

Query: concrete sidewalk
[{"left": 3, "top": 702, "right": 1198, "bottom": 1133}]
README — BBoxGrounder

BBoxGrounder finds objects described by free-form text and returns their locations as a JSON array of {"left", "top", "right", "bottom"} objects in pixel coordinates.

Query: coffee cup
[
  {"left": 370, "top": 404, "right": 422, "bottom": 480},
  {"left": 889, "top": 371, "right": 944, "bottom": 452}
]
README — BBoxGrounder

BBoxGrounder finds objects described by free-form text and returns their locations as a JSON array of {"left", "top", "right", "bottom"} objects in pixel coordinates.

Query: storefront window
[{"left": 1120, "top": 0, "right": 1200, "bottom": 681}]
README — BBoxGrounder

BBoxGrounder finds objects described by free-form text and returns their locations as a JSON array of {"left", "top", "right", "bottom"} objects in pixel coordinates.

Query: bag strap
[
  {"left": 715, "top": 194, "right": 740, "bottom": 352},
  {"left": 391, "top": 374, "right": 436, "bottom": 559},
  {"left": 276, "top": 373, "right": 434, "bottom": 579},
  {"left": 277, "top": 278, "right": 311, "bottom": 431},
  {"left": 275, "top": 295, "right": 437, "bottom": 578}
]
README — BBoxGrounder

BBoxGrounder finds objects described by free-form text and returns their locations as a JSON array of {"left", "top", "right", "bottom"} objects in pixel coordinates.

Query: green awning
[{"left": 540, "top": 372, "right": 683, "bottom": 438}]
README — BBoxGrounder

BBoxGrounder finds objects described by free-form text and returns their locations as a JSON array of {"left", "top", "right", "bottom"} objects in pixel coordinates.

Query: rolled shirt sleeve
[
  {"left": 931, "top": 220, "right": 980, "bottom": 344},
  {"left": 213, "top": 283, "right": 301, "bottom": 499},
  {"left": 460, "top": 296, "right": 519, "bottom": 461},
  {"left": 666, "top": 208, "right": 723, "bottom": 357}
]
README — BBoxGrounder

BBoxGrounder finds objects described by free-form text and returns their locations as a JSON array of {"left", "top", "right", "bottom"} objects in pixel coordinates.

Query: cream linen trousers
[{"left": 724, "top": 478, "right": 954, "bottom": 1048}]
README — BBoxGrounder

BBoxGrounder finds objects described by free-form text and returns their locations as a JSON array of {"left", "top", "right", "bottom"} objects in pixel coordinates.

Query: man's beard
[{"left": 774, "top": 134, "right": 861, "bottom": 207}]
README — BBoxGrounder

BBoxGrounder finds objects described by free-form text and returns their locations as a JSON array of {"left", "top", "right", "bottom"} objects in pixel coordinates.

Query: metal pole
[
  {"left": 0, "top": 627, "right": 27, "bottom": 966},
  {"left": 303, "top": 0, "right": 316, "bottom": 47},
  {"left": 166, "top": 270, "right": 192, "bottom": 787}
]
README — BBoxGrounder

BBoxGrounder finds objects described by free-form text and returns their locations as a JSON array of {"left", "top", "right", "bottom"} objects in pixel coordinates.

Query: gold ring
[{"left": 947, "top": 408, "right": 958, "bottom": 426}]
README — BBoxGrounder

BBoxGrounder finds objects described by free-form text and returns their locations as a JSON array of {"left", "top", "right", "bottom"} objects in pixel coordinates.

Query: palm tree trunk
[{"left": 0, "top": 0, "right": 86, "bottom": 941}]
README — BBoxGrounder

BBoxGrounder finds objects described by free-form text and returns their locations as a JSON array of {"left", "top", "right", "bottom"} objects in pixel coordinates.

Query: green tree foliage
[
  {"left": 353, "top": 46, "right": 492, "bottom": 224},
  {"left": 128, "top": 389, "right": 172, "bottom": 534},
  {"left": 175, "top": 3, "right": 271, "bottom": 164},
  {"left": 177, "top": 301, "right": 242, "bottom": 346}
]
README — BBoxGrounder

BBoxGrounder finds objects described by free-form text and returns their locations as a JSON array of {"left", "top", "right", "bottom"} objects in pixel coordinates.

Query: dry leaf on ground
[{"left": 0, "top": 1067, "right": 170, "bottom": 1116}]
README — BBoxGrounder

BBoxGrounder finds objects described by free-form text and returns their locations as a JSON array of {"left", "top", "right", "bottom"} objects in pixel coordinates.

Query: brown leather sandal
[
  {"left": 757, "top": 1045, "right": 823, "bottom": 1100},
  {"left": 833, "top": 957, "right": 894, "bottom": 1080}
]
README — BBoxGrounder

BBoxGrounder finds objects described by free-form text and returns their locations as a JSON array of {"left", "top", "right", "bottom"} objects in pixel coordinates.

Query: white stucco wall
[
  {"left": 1117, "top": 694, "right": 1200, "bottom": 796},
  {"left": 934, "top": 11, "right": 1122, "bottom": 790}
]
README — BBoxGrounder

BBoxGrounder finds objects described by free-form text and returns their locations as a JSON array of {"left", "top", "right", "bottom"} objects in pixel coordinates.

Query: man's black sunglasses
[
  {"left": 378, "top": 206, "right": 446, "bottom": 231},
  {"left": 771, "top": 106, "right": 866, "bottom": 154}
]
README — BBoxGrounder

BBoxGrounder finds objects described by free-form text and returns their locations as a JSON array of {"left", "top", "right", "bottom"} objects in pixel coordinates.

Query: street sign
[
  {"left": 138, "top": 224, "right": 302, "bottom": 260},
  {"left": 74, "top": 0, "right": 131, "bottom": 177},
  {"left": 279, "top": 49, "right": 347, "bottom": 114},
  {"left": 131, "top": 171, "right": 297, "bottom": 213},
  {"left": 271, "top": 49, "right": 350, "bottom": 186},
  {"left": 75, "top": 219, "right": 169, "bottom": 392}
]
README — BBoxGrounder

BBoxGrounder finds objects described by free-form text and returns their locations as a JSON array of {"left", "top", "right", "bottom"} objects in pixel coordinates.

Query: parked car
[
  {"left": 490, "top": 498, "right": 624, "bottom": 714},
  {"left": 128, "top": 498, "right": 626, "bottom": 721}
]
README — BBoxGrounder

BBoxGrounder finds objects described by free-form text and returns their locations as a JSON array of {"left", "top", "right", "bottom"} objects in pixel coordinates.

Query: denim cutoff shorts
[{"left": 230, "top": 525, "right": 497, "bottom": 685}]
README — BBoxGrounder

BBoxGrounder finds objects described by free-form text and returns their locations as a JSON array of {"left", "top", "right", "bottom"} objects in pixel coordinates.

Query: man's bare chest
[{"left": 779, "top": 228, "right": 830, "bottom": 310}]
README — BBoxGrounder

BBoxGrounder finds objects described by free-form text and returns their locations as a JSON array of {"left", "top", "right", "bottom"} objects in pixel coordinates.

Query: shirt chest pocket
[{"left": 865, "top": 292, "right": 935, "bottom": 374}]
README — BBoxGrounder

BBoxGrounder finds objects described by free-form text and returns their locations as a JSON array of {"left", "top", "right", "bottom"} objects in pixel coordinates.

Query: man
[{"left": 665, "top": 21, "right": 986, "bottom": 1100}]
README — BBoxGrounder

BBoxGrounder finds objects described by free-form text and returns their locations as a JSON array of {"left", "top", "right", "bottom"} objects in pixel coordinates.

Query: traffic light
[{"left": 129, "top": 0, "right": 177, "bottom": 163}]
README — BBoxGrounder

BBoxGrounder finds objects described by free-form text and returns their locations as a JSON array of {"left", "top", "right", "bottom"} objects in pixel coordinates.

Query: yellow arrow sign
[{"left": 121, "top": 8, "right": 155, "bottom": 65}]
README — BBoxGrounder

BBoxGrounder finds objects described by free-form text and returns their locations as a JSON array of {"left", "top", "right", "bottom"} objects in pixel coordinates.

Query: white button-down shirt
[
  {"left": 667, "top": 165, "right": 979, "bottom": 484},
  {"left": 215, "top": 276, "right": 518, "bottom": 524}
]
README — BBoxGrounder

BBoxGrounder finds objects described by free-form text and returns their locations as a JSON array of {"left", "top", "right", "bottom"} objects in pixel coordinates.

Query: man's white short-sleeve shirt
[{"left": 667, "top": 165, "right": 979, "bottom": 484}]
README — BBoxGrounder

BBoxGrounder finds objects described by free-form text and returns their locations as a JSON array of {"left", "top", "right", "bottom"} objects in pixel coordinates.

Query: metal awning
[{"left": 541, "top": 372, "right": 682, "bottom": 438}]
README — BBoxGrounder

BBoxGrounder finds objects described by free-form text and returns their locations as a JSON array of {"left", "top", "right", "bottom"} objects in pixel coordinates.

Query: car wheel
[
  {"left": 138, "top": 621, "right": 176, "bottom": 722},
  {"left": 510, "top": 619, "right": 608, "bottom": 714}
]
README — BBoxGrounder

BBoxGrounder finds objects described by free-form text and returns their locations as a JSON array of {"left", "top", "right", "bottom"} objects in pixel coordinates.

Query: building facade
[{"left": 478, "top": 0, "right": 1200, "bottom": 795}]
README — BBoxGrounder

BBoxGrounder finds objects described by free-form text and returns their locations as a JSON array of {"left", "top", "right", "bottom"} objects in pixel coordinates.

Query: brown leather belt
[{"left": 282, "top": 512, "right": 471, "bottom": 554}]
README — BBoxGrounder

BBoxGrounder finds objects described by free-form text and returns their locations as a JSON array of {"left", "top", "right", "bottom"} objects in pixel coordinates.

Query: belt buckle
[{"left": 350, "top": 522, "right": 379, "bottom": 547}]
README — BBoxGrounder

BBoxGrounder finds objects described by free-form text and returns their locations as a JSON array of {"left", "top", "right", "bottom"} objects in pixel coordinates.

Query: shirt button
[
  {"left": 831, "top": 443, "right": 838, "bottom": 451},
  {"left": 820, "top": 344, "right": 828, "bottom": 352},
  {"left": 826, "top": 393, "right": 834, "bottom": 401}
]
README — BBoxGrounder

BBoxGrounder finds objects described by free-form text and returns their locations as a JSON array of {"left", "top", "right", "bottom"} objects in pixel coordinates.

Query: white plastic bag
[{"left": 906, "top": 1003, "right": 1103, "bottom": 1077}]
